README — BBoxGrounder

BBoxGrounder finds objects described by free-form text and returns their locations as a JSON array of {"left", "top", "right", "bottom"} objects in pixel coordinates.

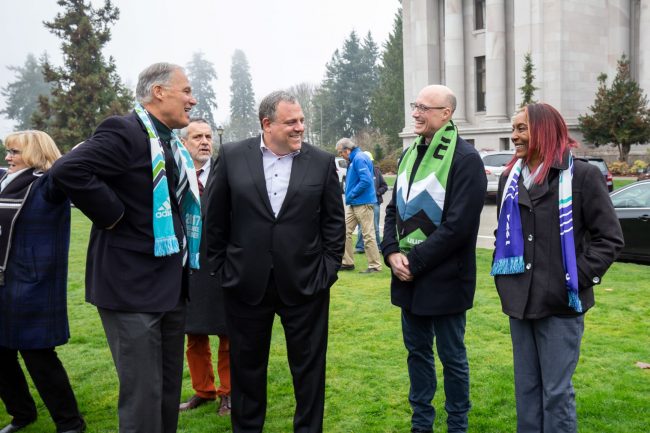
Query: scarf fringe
[
  {"left": 490, "top": 256, "right": 525, "bottom": 276},
  {"left": 154, "top": 236, "right": 180, "bottom": 257},
  {"left": 568, "top": 291, "right": 583, "bottom": 313}
]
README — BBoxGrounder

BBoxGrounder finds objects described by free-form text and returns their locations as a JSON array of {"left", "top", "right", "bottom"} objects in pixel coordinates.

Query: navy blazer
[
  {"left": 382, "top": 136, "right": 487, "bottom": 316},
  {"left": 0, "top": 171, "right": 71, "bottom": 349},
  {"left": 205, "top": 137, "right": 345, "bottom": 306},
  {"left": 50, "top": 112, "right": 187, "bottom": 312}
]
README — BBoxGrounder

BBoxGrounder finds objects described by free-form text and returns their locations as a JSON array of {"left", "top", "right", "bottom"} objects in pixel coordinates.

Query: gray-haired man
[{"left": 51, "top": 62, "right": 197, "bottom": 433}]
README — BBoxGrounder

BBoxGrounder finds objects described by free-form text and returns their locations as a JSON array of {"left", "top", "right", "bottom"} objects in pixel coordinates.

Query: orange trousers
[{"left": 185, "top": 334, "right": 231, "bottom": 399}]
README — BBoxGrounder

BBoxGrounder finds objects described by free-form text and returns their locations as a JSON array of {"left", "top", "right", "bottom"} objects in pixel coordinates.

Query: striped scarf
[
  {"left": 395, "top": 121, "right": 457, "bottom": 253},
  {"left": 491, "top": 155, "right": 581, "bottom": 313},
  {"left": 134, "top": 103, "right": 202, "bottom": 269}
]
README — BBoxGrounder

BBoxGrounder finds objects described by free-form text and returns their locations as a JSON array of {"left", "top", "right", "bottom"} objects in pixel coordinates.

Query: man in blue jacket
[{"left": 336, "top": 138, "right": 382, "bottom": 273}]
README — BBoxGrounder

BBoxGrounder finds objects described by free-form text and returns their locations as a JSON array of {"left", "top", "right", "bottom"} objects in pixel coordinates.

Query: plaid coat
[{"left": 0, "top": 171, "right": 71, "bottom": 349}]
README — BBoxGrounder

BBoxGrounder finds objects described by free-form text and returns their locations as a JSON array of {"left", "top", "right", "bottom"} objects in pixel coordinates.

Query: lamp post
[{"left": 216, "top": 125, "right": 224, "bottom": 146}]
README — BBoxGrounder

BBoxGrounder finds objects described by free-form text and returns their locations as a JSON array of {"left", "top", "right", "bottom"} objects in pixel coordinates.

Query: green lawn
[
  {"left": 613, "top": 178, "right": 636, "bottom": 190},
  {"left": 3, "top": 210, "right": 648, "bottom": 432},
  {"left": 385, "top": 174, "right": 395, "bottom": 187}
]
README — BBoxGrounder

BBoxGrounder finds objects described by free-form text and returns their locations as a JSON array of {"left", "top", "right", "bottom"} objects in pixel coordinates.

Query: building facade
[{"left": 400, "top": 0, "right": 650, "bottom": 152}]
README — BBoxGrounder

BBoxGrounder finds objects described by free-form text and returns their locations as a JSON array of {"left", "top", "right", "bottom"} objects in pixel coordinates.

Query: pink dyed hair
[{"left": 505, "top": 103, "right": 578, "bottom": 184}]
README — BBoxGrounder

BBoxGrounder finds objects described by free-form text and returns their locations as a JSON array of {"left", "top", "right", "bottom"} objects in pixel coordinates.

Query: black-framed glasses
[
  {"left": 409, "top": 102, "right": 448, "bottom": 113},
  {"left": 5, "top": 148, "right": 21, "bottom": 156}
]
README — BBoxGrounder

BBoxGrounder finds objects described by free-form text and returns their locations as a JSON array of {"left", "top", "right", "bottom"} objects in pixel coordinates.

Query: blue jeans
[
  {"left": 355, "top": 203, "right": 381, "bottom": 251},
  {"left": 401, "top": 310, "right": 470, "bottom": 433}
]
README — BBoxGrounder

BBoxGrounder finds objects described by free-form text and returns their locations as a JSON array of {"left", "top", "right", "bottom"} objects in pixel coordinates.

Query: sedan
[
  {"left": 481, "top": 150, "right": 514, "bottom": 198},
  {"left": 610, "top": 180, "right": 650, "bottom": 264}
]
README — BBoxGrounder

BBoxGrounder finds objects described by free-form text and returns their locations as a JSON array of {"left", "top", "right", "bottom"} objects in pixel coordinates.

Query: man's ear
[
  {"left": 152, "top": 84, "right": 165, "bottom": 101},
  {"left": 261, "top": 117, "right": 272, "bottom": 132}
]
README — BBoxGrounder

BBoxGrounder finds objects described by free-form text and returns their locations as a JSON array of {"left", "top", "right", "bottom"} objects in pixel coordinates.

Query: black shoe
[
  {"left": 60, "top": 419, "right": 87, "bottom": 433},
  {"left": 354, "top": 249, "right": 365, "bottom": 254},
  {"left": 411, "top": 428, "right": 433, "bottom": 433},
  {"left": 339, "top": 264, "right": 355, "bottom": 271},
  {"left": 0, "top": 423, "right": 30, "bottom": 433},
  {"left": 359, "top": 268, "right": 380, "bottom": 274}
]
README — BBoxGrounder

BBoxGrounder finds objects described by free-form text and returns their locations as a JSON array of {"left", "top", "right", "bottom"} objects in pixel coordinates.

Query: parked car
[
  {"left": 335, "top": 156, "right": 348, "bottom": 191},
  {"left": 637, "top": 166, "right": 650, "bottom": 181},
  {"left": 609, "top": 179, "right": 650, "bottom": 264},
  {"left": 576, "top": 157, "right": 613, "bottom": 192},
  {"left": 480, "top": 150, "right": 514, "bottom": 198}
]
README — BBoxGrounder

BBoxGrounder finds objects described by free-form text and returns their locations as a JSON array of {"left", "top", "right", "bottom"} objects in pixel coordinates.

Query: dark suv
[{"left": 576, "top": 157, "right": 613, "bottom": 192}]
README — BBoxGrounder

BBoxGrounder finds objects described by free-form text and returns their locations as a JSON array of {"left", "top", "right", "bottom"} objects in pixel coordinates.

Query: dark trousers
[
  {"left": 401, "top": 310, "right": 471, "bottom": 433},
  {"left": 0, "top": 346, "right": 84, "bottom": 432},
  {"left": 98, "top": 301, "right": 186, "bottom": 433},
  {"left": 225, "top": 278, "right": 329, "bottom": 433},
  {"left": 510, "top": 315, "right": 584, "bottom": 433}
]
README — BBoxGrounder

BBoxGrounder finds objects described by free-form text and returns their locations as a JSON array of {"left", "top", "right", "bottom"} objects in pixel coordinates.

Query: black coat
[
  {"left": 382, "top": 136, "right": 487, "bottom": 316},
  {"left": 494, "top": 155, "right": 624, "bottom": 319},
  {"left": 50, "top": 112, "right": 187, "bottom": 312},
  {"left": 185, "top": 160, "right": 227, "bottom": 335},
  {"left": 206, "top": 137, "right": 345, "bottom": 306}
]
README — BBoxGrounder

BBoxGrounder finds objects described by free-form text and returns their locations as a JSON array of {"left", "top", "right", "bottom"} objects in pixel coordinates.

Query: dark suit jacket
[
  {"left": 185, "top": 159, "right": 227, "bottom": 335},
  {"left": 382, "top": 136, "right": 487, "bottom": 316},
  {"left": 50, "top": 112, "right": 186, "bottom": 312},
  {"left": 206, "top": 137, "right": 345, "bottom": 306}
]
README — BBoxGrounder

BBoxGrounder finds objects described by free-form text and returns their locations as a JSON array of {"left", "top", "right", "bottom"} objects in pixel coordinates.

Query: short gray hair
[
  {"left": 179, "top": 118, "right": 210, "bottom": 139},
  {"left": 446, "top": 93, "right": 457, "bottom": 114},
  {"left": 336, "top": 137, "right": 357, "bottom": 150},
  {"left": 258, "top": 91, "right": 298, "bottom": 128},
  {"left": 136, "top": 62, "right": 184, "bottom": 105}
]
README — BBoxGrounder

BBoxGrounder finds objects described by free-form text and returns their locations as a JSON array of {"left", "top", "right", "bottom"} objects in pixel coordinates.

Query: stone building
[{"left": 400, "top": 0, "right": 650, "bottom": 154}]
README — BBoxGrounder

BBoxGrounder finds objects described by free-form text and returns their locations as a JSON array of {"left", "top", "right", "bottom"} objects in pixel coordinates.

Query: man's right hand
[{"left": 387, "top": 252, "right": 413, "bottom": 282}]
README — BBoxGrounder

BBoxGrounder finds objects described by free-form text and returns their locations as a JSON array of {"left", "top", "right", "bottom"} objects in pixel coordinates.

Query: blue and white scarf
[
  {"left": 134, "top": 103, "right": 202, "bottom": 269},
  {"left": 491, "top": 155, "right": 582, "bottom": 313}
]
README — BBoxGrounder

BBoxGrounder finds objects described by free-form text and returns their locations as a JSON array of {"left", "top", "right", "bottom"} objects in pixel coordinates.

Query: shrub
[{"left": 609, "top": 161, "right": 630, "bottom": 175}]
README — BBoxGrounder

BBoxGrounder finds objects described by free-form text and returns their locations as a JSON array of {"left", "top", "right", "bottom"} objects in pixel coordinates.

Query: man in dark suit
[
  {"left": 206, "top": 91, "right": 345, "bottom": 433},
  {"left": 381, "top": 85, "right": 486, "bottom": 433},
  {"left": 50, "top": 62, "right": 198, "bottom": 433},
  {"left": 177, "top": 118, "right": 231, "bottom": 416}
]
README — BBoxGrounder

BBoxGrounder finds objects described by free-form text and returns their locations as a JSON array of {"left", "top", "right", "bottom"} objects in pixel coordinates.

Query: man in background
[{"left": 178, "top": 118, "right": 231, "bottom": 416}]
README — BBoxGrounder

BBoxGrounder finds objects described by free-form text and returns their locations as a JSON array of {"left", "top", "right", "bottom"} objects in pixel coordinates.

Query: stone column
[
  {"left": 639, "top": 0, "right": 650, "bottom": 95},
  {"left": 444, "top": 0, "right": 467, "bottom": 123},
  {"left": 484, "top": 0, "right": 508, "bottom": 122},
  {"left": 401, "top": 0, "right": 443, "bottom": 147}
]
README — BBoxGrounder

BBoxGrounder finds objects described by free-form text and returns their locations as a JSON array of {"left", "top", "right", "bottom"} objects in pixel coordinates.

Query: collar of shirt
[
  {"left": 196, "top": 158, "right": 211, "bottom": 184},
  {"left": 259, "top": 135, "right": 301, "bottom": 158},
  {"left": 0, "top": 168, "right": 31, "bottom": 192}
]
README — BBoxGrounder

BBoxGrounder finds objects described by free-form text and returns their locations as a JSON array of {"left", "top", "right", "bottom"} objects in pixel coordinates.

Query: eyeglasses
[
  {"left": 410, "top": 103, "right": 448, "bottom": 113},
  {"left": 5, "top": 149, "right": 21, "bottom": 156}
]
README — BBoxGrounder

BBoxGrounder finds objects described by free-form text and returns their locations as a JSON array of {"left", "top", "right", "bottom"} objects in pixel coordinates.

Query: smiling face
[
  {"left": 182, "top": 121, "right": 213, "bottom": 168},
  {"left": 4, "top": 145, "right": 28, "bottom": 173},
  {"left": 412, "top": 86, "right": 453, "bottom": 139},
  {"left": 148, "top": 68, "right": 197, "bottom": 129},
  {"left": 262, "top": 101, "right": 305, "bottom": 155},
  {"left": 511, "top": 110, "right": 532, "bottom": 161}
]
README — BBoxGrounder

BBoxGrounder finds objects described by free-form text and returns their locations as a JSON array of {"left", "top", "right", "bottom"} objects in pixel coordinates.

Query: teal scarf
[
  {"left": 395, "top": 121, "right": 458, "bottom": 252},
  {"left": 134, "top": 103, "right": 202, "bottom": 269}
]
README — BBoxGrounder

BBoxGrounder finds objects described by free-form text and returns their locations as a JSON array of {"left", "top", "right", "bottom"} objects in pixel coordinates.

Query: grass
[
  {"left": 385, "top": 174, "right": 395, "bottom": 187},
  {"left": 613, "top": 178, "right": 635, "bottom": 190},
  {"left": 3, "top": 210, "right": 649, "bottom": 432}
]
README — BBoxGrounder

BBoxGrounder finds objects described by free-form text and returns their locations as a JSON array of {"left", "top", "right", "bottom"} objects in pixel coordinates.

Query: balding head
[{"left": 411, "top": 85, "right": 456, "bottom": 139}]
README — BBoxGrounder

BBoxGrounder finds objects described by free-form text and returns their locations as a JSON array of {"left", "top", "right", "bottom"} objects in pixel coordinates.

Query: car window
[
  {"left": 483, "top": 154, "right": 512, "bottom": 167},
  {"left": 611, "top": 183, "right": 650, "bottom": 208},
  {"left": 587, "top": 160, "right": 607, "bottom": 173},
  {"left": 336, "top": 159, "right": 348, "bottom": 169}
]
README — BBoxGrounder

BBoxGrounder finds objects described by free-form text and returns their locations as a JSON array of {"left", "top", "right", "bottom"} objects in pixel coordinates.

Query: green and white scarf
[
  {"left": 395, "top": 121, "right": 457, "bottom": 252},
  {"left": 134, "top": 103, "right": 202, "bottom": 269}
]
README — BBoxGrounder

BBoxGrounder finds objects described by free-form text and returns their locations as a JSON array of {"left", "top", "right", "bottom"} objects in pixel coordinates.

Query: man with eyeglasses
[{"left": 382, "top": 85, "right": 486, "bottom": 433}]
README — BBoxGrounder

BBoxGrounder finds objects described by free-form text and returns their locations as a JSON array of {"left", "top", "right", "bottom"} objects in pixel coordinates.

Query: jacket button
[
  {"left": 527, "top": 234, "right": 533, "bottom": 241},
  {"left": 525, "top": 263, "right": 532, "bottom": 270},
  {"left": 592, "top": 276, "right": 600, "bottom": 284}
]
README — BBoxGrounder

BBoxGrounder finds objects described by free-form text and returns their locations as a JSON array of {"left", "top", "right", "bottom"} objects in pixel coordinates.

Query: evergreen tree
[
  {"left": 1, "top": 53, "right": 53, "bottom": 130},
  {"left": 32, "top": 0, "right": 133, "bottom": 151},
  {"left": 227, "top": 49, "right": 257, "bottom": 140},
  {"left": 578, "top": 54, "right": 650, "bottom": 162},
  {"left": 314, "top": 30, "right": 380, "bottom": 147},
  {"left": 370, "top": 8, "right": 404, "bottom": 150},
  {"left": 186, "top": 52, "right": 218, "bottom": 128},
  {"left": 519, "top": 52, "right": 538, "bottom": 108},
  {"left": 286, "top": 82, "right": 317, "bottom": 145}
]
